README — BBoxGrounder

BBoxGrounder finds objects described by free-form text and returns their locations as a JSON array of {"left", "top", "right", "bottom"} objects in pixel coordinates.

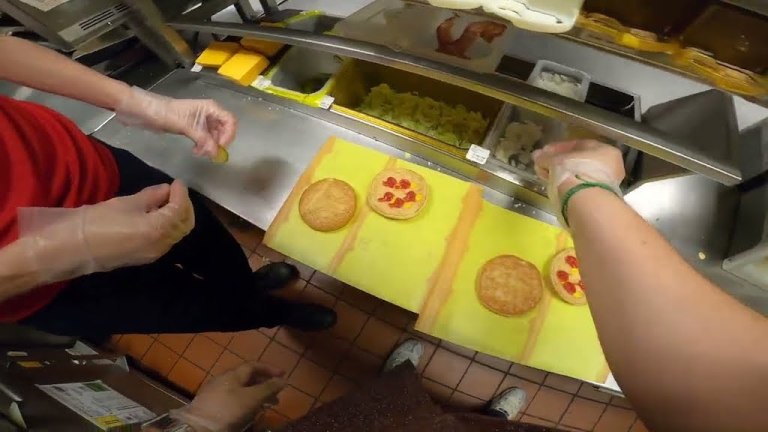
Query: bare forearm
[
  {"left": 0, "top": 36, "right": 130, "bottom": 110},
  {"left": 568, "top": 187, "right": 768, "bottom": 431}
]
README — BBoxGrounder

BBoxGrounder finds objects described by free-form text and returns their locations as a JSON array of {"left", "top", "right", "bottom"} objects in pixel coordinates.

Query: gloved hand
[
  {"left": 532, "top": 139, "right": 625, "bottom": 227},
  {"left": 18, "top": 180, "right": 194, "bottom": 282},
  {"left": 170, "top": 361, "right": 286, "bottom": 432},
  {"left": 116, "top": 86, "right": 237, "bottom": 161}
]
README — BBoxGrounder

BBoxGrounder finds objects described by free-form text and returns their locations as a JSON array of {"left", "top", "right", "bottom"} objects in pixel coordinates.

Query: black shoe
[
  {"left": 283, "top": 302, "right": 337, "bottom": 331},
  {"left": 253, "top": 262, "right": 299, "bottom": 291}
]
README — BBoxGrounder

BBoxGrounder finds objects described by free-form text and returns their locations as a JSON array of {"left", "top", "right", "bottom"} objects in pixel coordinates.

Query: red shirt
[{"left": 0, "top": 96, "right": 119, "bottom": 322}]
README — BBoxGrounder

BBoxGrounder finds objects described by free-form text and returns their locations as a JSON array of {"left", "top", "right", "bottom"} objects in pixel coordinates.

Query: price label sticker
[
  {"left": 318, "top": 96, "right": 335, "bottom": 109},
  {"left": 190, "top": 63, "right": 203, "bottom": 73},
  {"left": 465, "top": 144, "right": 490, "bottom": 164}
]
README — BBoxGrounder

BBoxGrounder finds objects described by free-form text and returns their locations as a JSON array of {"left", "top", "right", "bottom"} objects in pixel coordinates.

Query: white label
[
  {"left": 190, "top": 63, "right": 203, "bottom": 73},
  {"left": 37, "top": 381, "right": 155, "bottom": 430},
  {"left": 318, "top": 95, "right": 335, "bottom": 109},
  {"left": 253, "top": 76, "right": 271, "bottom": 90},
  {"left": 465, "top": 144, "right": 490, "bottom": 164}
]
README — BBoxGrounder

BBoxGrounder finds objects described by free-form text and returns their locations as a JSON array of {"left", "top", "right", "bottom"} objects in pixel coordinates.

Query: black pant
[{"left": 22, "top": 144, "right": 296, "bottom": 338}]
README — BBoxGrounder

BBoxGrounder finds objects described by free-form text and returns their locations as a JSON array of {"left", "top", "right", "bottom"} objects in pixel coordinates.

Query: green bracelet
[{"left": 561, "top": 181, "right": 618, "bottom": 227}]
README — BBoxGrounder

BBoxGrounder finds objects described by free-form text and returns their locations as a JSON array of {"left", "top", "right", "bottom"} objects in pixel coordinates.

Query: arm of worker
[
  {"left": 0, "top": 181, "right": 194, "bottom": 302},
  {"left": 142, "top": 361, "right": 286, "bottom": 432},
  {"left": 534, "top": 140, "right": 768, "bottom": 432},
  {"left": 0, "top": 36, "right": 237, "bottom": 159}
]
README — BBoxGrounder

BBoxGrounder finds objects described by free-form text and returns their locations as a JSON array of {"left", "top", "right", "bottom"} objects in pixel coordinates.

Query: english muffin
[
  {"left": 476, "top": 255, "right": 543, "bottom": 316},
  {"left": 299, "top": 178, "right": 356, "bottom": 232}
]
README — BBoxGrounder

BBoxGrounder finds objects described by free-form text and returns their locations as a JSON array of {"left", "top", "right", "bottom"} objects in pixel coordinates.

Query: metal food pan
[
  {"left": 330, "top": 59, "right": 504, "bottom": 159},
  {"left": 482, "top": 83, "right": 642, "bottom": 193}
]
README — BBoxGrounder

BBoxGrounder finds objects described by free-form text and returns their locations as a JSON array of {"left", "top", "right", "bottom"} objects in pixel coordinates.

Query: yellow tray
[{"left": 266, "top": 136, "right": 608, "bottom": 382}]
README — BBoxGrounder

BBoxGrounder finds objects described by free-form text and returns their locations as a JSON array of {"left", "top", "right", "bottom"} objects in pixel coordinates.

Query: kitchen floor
[{"left": 108, "top": 204, "right": 648, "bottom": 432}]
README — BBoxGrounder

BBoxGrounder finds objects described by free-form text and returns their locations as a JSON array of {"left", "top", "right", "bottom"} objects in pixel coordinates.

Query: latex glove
[
  {"left": 170, "top": 361, "right": 286, "bottom": 432},
  {"left": 116, "top": 86, "right": 237, "bottom": 161},
  {"left": 18, "top": 180, "right": 194, "bottom": 282},
  {"left": 532, "top": 140, "right": 625, "bottom": 226}
]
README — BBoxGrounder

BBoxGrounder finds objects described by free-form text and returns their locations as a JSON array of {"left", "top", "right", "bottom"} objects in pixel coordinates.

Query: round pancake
[
  {"left": 299, "top": 178, "right": 356, "bottom": 232},
  {"left": 550, "top": 248, "right": 587, "bottom": 306},
  {"left": 476, "top": 255, "right": 543, "bottom": 316},
  {"left": 367, "top": 168, "right": 428, "bottom": 220}
]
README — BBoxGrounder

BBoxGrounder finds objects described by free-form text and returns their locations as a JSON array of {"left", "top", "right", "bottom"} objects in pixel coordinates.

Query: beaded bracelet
[{"left": 561, "top": 181, "right": 619, "bottom": 227}]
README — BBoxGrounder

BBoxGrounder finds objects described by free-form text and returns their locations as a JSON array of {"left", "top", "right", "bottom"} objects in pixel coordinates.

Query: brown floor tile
[
  {"left": 421, "top": 378, "right": 453, "bottom": 403},
  {"left": 593, "top": 406, "right": 636, "bottom": 432},
  {"left": 284, "top": 257, "right": 315, "bottom": 281},
  {"left": 116, "top": 334, "right": 154, "bottom": 359},
  {"left": 210, "top": 350, "right": 245, "bottom": 376},
  {"left": 274, "top": 279, "right": 308, "bottom": 302},
  {"left": 274, "top": 386, "right": 314, "bottom": 420},
  {"left": 474, "top": 352, "right": 512, "bottom": 373},
  {"left": 240, "top": 246, "right": 251, "bottom": 259},
  {"left": 248, "top": 253, "right": 267, "bottom": 272},
  {"left": 309, "top": 272, "right": 349, "bottom": 297},
  {"left": 374, "top": 302, "right": 416, "bottom": 329},
  {"left": 141, "top": 342, "right": 179, "bottom": 376},
  {"left": 610, "top": 395, "right": 634, "bottom": 409},
  {"left": 560, "top": 397, "right": 607, "bottom": 431},
  {"left": 525, "top": 386, "right": 573, "bottom": 423},
  {"left": 157, "top": 334, "right": 194, "bottom": 355},
  {"left": 337, "top": 347, "right": 383, "bottom": 384},
  {"left": 630, "top": 419, "right": 651, "bottom": 432},
  {"left": 340, "top": 286, "right": 381, "bottom": 313},
  {"left": 305, "top": 333, "right": 352, "bottom": 370},
  {"left": 167, "top": 358, "right": 207, "bottom": 394},
  {"left": 448, "top": 391, "right": 485, "bottom": 410},
  {"left": 510, "top": 363, "right": 548, "bottom": 384},
  {"left": 355, "top": 317, "right": 402, "bottom": 358},
  {"left": 255, "top": 242, "right": 287, "bottom": 262},
  {"left": 227, "top": 219, "right": 264, "bottom": 251},
  {"left": 457, "top": 362, "right": 505, "bottom": 401},
  {"left": 496, "top": 375, "right": 540, "bottom": 413},
  {"left": 301, "top": 283, "right": 336, "bottom": 309},
  {"left": 319, "top": 375, "right": 357, "bottom": 403},
  {"left": 260, "top": 326, "right": 279, "bottom": 338},
  {"left": 544, "top": 373, "right": 582, "bottom": 394},
  {"left": 440, "top": 340, "right": 477, "bottom": 360},
  {"left": 423, "top": 348, "right": 472, "bottom": 388},
  {"left": 256, "top": 409, "right": 291, "bottom": 431},
  {"left": 261, "top": 341, "right": 301, "bottom": 374},
  {"left": 203, "top": 332, "right": 234, "bottom": 347},
  {"left": 331, "top": 300, "right": 369, "bottom": 342},
  {"left": 288, "top": 358, "right": 333, "bottom": 397},
  {"left": 275, "top": 328, "right": 309, "bottom": 355},
  {"left": 520, "top": 415, "right": 556, "bottom": 427},
  {"left": 555, "top": 425, "right": 584, "bottom": 431},
  {"left": 576, "top": 383, "right": 612, "bottom": 403},
  {"left": 183, "top": 335, "right": 224, "bottom": 371},
  {"left": 227, "top": 330, "right": 270, "bottom": 360}
]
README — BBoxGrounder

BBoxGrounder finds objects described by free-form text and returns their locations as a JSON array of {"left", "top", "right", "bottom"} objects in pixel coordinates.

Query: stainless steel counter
[{"left": 93, "top": 69, "right": 554, "bottom": 229}]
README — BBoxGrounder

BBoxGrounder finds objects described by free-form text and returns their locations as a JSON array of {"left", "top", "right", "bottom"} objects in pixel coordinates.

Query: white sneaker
[
  {"left": 383, "top": 339, "right": 423, "bottom": 372},
  {"left": 487, "top": 387, "right": 527, "bottom": 420}
]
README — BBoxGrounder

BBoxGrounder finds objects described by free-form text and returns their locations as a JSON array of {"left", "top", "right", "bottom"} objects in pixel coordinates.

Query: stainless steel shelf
[{"left": 167, "top": 20, "right": 742, "bottom": 185}]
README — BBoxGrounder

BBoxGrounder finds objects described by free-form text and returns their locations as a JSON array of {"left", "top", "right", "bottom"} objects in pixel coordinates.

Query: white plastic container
[
  {"left": 428, "top": 0, "right": 585, "bottom": 33},
  {"left": 527, "top": 59, "right": 591, "bottom": 102},
  {"left": 335, "top": 0, "right": 511, "bottom": 73}
]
